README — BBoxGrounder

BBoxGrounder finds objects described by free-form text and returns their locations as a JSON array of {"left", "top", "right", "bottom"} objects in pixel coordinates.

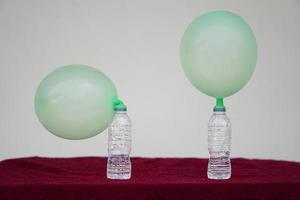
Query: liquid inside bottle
[{"left": 207, "top": 107, "right": 231, "bottom": 180}]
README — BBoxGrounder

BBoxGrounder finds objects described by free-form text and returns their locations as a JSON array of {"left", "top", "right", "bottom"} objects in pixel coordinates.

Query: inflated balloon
[
  {"left": 35, "top": 65, "right": 118, "bottom": 140},
  {"left": 180, "top": 11, "right": 257, "bottom": 98}
]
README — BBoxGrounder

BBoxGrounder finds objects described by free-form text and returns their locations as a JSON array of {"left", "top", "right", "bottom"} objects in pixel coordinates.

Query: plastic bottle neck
[
  {"left": 213, "top": 110, "right": 226, "bottom": 115},
  {"left": 114, "top": 110, "right": 127, "bottom": 115}
]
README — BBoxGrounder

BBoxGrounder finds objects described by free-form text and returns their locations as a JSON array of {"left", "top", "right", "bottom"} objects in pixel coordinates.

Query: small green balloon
[
  {"left": 35, "top": 65, "right": 118, "bottom": 140},
  {"left": 180, "top": 11, "right": 257, "bottom": 98}
]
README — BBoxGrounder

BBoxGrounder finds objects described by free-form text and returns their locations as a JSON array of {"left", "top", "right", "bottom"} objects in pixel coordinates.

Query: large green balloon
[
  {"left": 180, "top": 11, "right": 257, "bottom": 98},
  {"left": 35, "top": 65, "right": 118, "bottom": 140}
]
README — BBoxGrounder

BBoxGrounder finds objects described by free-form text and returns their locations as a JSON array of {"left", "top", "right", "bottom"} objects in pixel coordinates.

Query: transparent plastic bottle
[
  {"left": 107, "top": 102, "right": 132, "bottom": 180},
  {"left": 207, "top": 98, "right": 231, "bottom": 180}
]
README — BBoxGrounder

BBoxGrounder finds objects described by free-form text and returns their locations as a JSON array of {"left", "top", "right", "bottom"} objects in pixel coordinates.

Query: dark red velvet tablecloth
[{"left": 0, "top": 157, "right": 299, "bottom": 200}]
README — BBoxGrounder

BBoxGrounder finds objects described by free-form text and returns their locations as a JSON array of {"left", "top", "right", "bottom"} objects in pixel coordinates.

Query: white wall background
[{"left": 0, "top": 0, "right": 300, "bottom": 161}]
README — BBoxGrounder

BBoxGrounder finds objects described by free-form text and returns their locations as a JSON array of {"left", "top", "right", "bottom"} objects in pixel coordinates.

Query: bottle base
[
  {"left": 207, "top": 172, "right": 231, "bottom": 180},
  {"left": 107, "top": 155, "right": 131, "bottom": 180},
  {"left": 207, "top": 154, "right": 231, "bottom": 180},
  {"left": 107, "top": 173, "right": 131, "bottom": 180}
]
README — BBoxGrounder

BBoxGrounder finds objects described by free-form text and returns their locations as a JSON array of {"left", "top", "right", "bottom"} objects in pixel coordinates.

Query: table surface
[{"left": 0, "top": 157, "right": 299, "bottom": 200}]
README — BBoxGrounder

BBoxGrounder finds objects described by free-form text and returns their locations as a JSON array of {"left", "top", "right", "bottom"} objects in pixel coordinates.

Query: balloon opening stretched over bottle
[
  {"left": 113, "top": 100, "right": 127, "bottom": 111},
  {"left": 214, "top": 98, "right": 225, "bottom": 112}
]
